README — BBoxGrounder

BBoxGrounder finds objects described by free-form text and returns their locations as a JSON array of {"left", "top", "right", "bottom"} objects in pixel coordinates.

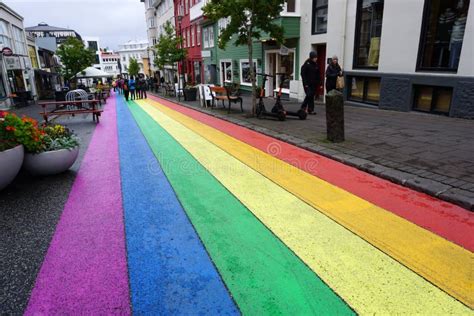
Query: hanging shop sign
[
  {"left": 2, "top": 47, "right": 13, "bottom": 56},
  {"left": 4, "top": 56, "right": 22, "bottom": 70}
]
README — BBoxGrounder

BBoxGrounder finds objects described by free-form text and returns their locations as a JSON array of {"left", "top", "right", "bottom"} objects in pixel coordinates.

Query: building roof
[
  {"left": 0, "top": 2, "right": 24, "bottom": 21},
  {"left": 25, "top": 23, "right": 76, "bottom": 32}
]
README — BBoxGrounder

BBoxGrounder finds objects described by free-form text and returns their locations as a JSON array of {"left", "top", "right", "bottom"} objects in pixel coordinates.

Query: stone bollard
[{"left": 325, "top": 89, "right": 345, "bottom": 143}]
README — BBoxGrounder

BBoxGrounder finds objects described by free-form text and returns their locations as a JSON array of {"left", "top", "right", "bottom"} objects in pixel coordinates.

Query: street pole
[{"left": 177, "top": 8, "right": 184, "bottom": 103}]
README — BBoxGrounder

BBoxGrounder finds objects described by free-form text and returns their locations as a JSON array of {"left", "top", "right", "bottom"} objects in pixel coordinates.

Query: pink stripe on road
[{"left": 25, "top": 96, "right": 131, "bottom": 315}]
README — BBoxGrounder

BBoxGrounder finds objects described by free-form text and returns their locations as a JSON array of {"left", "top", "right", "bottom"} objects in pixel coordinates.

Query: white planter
[
  {"left": 23, "top": 147, "right": 80, "bottom": 176},
  {"left": 0, "top": 145, "right": 24, "bottom": 191}
]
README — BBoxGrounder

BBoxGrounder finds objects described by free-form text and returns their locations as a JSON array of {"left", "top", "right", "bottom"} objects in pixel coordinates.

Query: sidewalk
[{"left": 151, "top": 91, "right": 474, "bottom": 211}]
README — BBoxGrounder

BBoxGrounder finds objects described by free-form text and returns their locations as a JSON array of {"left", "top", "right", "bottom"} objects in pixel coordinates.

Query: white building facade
[
  {"left": 117, "top": 40, "right": 149, "bottom": 75},
  {"left": 101, "top": 51, "right": 121, "bottom": 77},
  {"left": 299, "top": 0, "right": 474, "bottom": 118},
  {"left": 0, "top": 2, "right": 36, "bottom": 109},
  {"left": 141, "top": 0, "right": 174, "bottom": 78}
]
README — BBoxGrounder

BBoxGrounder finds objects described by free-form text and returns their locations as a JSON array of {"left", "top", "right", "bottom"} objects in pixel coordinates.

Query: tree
[
  {"left": 203, "top": 0, "right": 286, "bottom": 114},
  {"left": 128, "top": 57, "right": 140, "bottom": 77},
  {"left": 56, "top": 37, "right": 96, "bottom": 81},
  {"left": 154, "top": 21, "right": 187, "bottom": 81}
]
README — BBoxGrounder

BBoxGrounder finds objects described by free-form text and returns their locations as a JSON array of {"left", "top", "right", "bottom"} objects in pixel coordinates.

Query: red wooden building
[{"left": 174, "top": 0, "right": 204, "bottom": 85}]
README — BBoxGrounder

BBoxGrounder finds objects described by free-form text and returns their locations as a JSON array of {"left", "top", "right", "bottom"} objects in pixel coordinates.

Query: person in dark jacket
[
  {"left": 300, "top": 51, "right": 320, "bottom": 115},
  {"left": 325, "top": 55, "right": 343, "bottom": 93}
]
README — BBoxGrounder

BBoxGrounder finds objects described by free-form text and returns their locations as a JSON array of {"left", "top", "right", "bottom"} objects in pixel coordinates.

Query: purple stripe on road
[{"left": 25, "top": 96, "right": 131, "bottom": 315}]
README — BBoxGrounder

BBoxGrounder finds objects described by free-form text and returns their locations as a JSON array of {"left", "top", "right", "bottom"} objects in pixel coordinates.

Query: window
[
  {"left": 240, "top": 59, "right": 257, "bottom": 85},
  {"left": 312, "top": 0, "right": 328, "bottom": 34},
  {"left": 12, "top": 26, "right": 26, "bottom": 56},
  {"left": 208, "top": 27, "right": 214, "bottom": 47},
  {"left": 197, "top": 26, "right": 201, "bottom": 46},
  {"left": 353, "top": 0, "right": 384, "bottom": 68},
  {"left": 191, "top": 26, "right": 195, "bottom": 47},
  {"left": 218, "top": 18, "right": 230, "bottom": 35},
  {"left": 417, "top": 0, "right": 469, "bottom": 71},
  {"left": 220, "top": 60, "right": 232, "bottom": 85},
  {"left": 286, "top": 0, "right": 296, "bottom": 12},
  {"left": 413, "top": 85, "right": 452, "bottom": 114},
  {"left": 88, "top": 41, "right": 98, "bottom": 51},
  {"left": 28, "top": 45, "right": 39, "bottom": 68},
  {"left": 348, "top": 76, "right": 381, "bottom": 104},
  {"left": 0, "top": 20, "right": 11, "bottom": 49},
  {"left": 203, "top": 27, "right": 209, "bottom": 48},
  {"left": 0, "top": 74, "right": 6, "bottom": 99}
]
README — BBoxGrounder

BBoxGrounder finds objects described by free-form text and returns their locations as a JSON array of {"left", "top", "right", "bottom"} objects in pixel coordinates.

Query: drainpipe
[{"left": 340, "top": 0, "right": 349, "bottom": 66}]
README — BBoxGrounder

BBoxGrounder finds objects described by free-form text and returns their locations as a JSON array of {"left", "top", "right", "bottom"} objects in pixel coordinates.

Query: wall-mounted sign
[
  {"left": 279, "top": 45, "right": 289, "bottom": 56},
  {"left": 4, "top": 56, "right": 22, "bottom": 70},
  {"left": 201, "top": 50, "right": 211, "bottom": 58},
  {"left": 2, "top": 47, "right": 13, "bottom": 56}
]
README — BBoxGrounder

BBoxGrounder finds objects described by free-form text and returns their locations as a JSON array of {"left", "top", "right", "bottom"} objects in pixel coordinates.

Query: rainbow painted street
[{"left": 23, "top": 94, "right": 473, "bottom": 315}]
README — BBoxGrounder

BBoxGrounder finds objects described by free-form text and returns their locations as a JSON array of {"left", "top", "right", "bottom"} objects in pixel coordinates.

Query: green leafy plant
[
  {"left": 56, "top": 37, "right": 96, "bottom": 81},
  {"left": 203, "top": 0, "right": 286, "bottom": 114},
  {"left": 42, "top": 125, "right": 80, "bottom": 152},
  {"left": 154, "top": 21, "right": 187, "bottom": 76},
  {"left": 128, "top": 57, "right": 140, "bottom": 77}
]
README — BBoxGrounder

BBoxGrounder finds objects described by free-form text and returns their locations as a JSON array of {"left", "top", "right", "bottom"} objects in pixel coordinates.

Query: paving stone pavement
[{"left": 151, "top": 91, "right": 474, "bottom": 211}]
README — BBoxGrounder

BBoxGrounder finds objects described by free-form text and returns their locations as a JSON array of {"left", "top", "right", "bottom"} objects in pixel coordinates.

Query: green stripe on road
[{"left": 127, "top": 101, "right": 354, "bottom": 315}]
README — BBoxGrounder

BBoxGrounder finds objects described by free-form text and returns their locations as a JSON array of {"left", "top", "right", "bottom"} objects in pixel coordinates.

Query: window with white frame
[
  {"left": 220, "top": 60, "right": 232, "bottom": 84},
  {"left": 203, "top": 27, "right": 209, "bottom": 48},
  {"left": 191, "top": 26, "right": 195, "bottom": 47},
  {"left": 183, "top": 30, "right": 187, "bottom": 47},
  {"left": 197, "top": 25, "right": 201, "bottom": 46},
  {"left": 217, "top": 18, "right": 230, "bottom": 35},
  {"left": 12, "top": 26, "right": 26, "bottom": 56},
  {"left": 240, "top": 59, "right": 257, "bottom": 85},
  {"left": 187, "top": 28, "right": 191, "bottom": 47},
  {"left": 0, "top": 20, "right": 11, "bottom": 49},
  {"left": 208, "top": 26, "right": 214, "bottom": 47}
]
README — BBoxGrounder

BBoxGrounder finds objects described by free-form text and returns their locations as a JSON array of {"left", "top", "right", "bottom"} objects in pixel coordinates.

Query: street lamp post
[{"left": 177, "top": 5, "right": 184, "bottom": 102}]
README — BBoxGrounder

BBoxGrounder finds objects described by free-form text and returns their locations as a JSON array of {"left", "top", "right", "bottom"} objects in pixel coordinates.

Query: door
[
  {"left": 220, "top": 60, "right": 232, "bottom": 86},
  {"left": 312, "top": 43, "right": 326, "bottom": 97}
]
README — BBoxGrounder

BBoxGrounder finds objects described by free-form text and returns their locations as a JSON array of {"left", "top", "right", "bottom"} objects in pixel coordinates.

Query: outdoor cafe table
[{"left": 38, "top": 100, "right": 103, "bottom": 123}]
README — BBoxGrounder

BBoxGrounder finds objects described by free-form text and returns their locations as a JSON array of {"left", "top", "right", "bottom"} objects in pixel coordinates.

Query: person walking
[
  {"left": 141, "top": 76, "right": 148, "bottom": 99},
  {"left": 136, "top": 77, "right": 142, "bottom": 100},
  {"left": 129, "top": 76, "right": 136, "bottom": 100},
  {"left": 123, "top": 79, "right": 130, "bottom": 101},
  {"left": 326, "top": 55, "right": 343, "bottom": 93},
  {"left": 300, "top": 51, "right": 320, "bottom": 115}
]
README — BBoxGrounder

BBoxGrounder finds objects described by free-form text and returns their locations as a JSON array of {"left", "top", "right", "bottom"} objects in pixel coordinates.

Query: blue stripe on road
[{"left": 116, "top": 96, "right": 239, "bottom": 315}]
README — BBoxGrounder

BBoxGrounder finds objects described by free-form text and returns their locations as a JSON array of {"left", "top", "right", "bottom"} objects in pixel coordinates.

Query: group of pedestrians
[
  {"left": 121, "top": 76, "right": 148, "bottom": 102},
  {"left": 300, "top": 51, "right": 343, "bottom": 115}
]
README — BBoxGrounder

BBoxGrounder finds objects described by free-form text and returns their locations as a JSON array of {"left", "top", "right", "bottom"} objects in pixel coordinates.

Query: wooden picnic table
[{"left": 38, "top": 100, "right": 103, "bottom": 123}]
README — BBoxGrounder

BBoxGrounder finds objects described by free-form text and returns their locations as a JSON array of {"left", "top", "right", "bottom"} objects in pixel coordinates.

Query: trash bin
[{"left": 325, "top": 89, "right": 344, "bottom": 143}]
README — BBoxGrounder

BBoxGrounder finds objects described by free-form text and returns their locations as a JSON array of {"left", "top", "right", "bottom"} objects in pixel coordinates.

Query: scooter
[
  {"left": 275, "top": 74, "right": 307, "bottom": 120},
  {"left": 255, "top": 73, "right": 286, "bottom": 121}
]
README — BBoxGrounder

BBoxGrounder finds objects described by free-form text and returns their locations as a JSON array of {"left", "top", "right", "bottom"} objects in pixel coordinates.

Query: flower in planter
[
  {"left": 0, "top": 112, "right": 43, "bottom": 152},
  {"left": 41, "top": 124, "right": 80, "bottom": 152}
]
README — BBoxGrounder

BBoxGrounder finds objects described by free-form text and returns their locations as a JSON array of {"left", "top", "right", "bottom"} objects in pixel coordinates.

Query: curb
[{"left": 150, "top": 93, "right": 473, "bottom": 212}]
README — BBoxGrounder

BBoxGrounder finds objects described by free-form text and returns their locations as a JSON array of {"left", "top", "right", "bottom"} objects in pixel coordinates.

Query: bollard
[{"left": 325, "top": 89, "right": 345, "bottom": 143}]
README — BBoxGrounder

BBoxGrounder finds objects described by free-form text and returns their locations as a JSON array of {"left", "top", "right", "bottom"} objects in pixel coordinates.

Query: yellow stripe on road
[
  {"left": 141, "top": 99, "right": 474, "bottom": 309},
  {"left": 137, "top": 100, "right": 472, "bottom": 314}
]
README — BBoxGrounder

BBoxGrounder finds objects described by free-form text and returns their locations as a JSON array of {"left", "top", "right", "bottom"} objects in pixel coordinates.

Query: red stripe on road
[{"left": 149, "top": 94, "right": 474, "bottom": 252}]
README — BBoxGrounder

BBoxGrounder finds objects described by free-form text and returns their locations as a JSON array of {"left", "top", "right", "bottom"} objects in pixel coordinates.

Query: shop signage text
[{"left": 2, "top": 47, "right": 13, "bottom": 56}]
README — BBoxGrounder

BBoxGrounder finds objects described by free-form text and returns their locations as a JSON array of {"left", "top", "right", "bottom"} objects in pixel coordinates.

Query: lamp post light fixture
[{"left": 177, "top": 4, "right": 184, "bottom": 102}]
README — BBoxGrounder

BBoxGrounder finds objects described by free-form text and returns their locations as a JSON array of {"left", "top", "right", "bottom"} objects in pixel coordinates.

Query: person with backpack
[
  {"left": 129, "top": 76, "right": 136, "bottom": 100},
  {"left": 135, "top": 76, "right": 142, "bottom": 100},
  {"left": 123, "top": 79, "right": 130, "bottom": 101},
  {"left": 300, "top": 51, "right": 320, "bottom": 115},
  {"left": 140, "top": 76, "right": 148, "bottom": 99}
]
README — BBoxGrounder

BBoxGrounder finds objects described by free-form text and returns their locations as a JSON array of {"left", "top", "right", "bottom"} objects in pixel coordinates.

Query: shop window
[
  {"left": 0, "top": 74, "right": 6, "bottom": 99},
  {"left": 348, "top": 76, "right": 381, "bottom": 104},
  {"left": 0, "top": 20, "right": 11, "bottom": 49},
  {"left": 413, "top": 85, "right": 452, "bottom": 114},
  {"left": 240, "top": 59, "right": 257, "bottom": 86},
  {"left": 353, "top": 0, "right": 384, "bottom": 68},
  {"left": 417, "top": 0, "right": 469, "bottom": 71},
  {"left": 312, "top": 0, "right": 328, "bottom": 34}
]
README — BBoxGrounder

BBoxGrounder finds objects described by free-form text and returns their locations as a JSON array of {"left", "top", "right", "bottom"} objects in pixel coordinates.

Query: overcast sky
[{"left": 4, "top": 0, "right": 147, "bottom": 50}]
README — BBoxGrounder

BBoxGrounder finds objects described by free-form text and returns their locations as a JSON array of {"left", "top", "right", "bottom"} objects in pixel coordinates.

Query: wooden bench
[
  {"left": 38, "top": 100, "right": 103, "bottom": 123},
  {"left": 209, "top": 86, "right": 243, "bottom": 113}
]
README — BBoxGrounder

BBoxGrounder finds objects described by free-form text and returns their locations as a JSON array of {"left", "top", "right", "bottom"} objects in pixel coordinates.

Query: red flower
[
  {"left": 5, "top": 126, "right": 15, "bottom": 132},
  {"left": 0, "top": 111, "right": 6, "bottom": 118}
]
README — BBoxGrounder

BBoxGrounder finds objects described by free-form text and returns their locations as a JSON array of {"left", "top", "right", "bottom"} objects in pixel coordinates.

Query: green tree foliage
[
  {"left": 56, "top": 37, "right": 96, "bottom": 81},
  {"left": 154, "top": 21, "right": 187, "bottom": 74},
  {"left": 128, "top": 57, "right": 140, "bottom": 77},
  {"left": 203, "top": 0, "right": 286, "bottom": 113}
]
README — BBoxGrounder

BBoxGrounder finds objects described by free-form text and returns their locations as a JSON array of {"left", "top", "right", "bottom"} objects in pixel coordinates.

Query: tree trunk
[{"left": 248, "top": 28, "right": 256, "bottom": 116}]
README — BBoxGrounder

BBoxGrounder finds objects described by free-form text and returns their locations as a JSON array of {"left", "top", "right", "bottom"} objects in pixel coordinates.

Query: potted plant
[
  {"left": 23, "top": 124, "right": 80, "bottom": 176},
  {"left": 0, "top": 112, "right": 43, "bottom": 190},
  {"left": 183, "top": 81, "right": 198, "bottom": 101}
]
